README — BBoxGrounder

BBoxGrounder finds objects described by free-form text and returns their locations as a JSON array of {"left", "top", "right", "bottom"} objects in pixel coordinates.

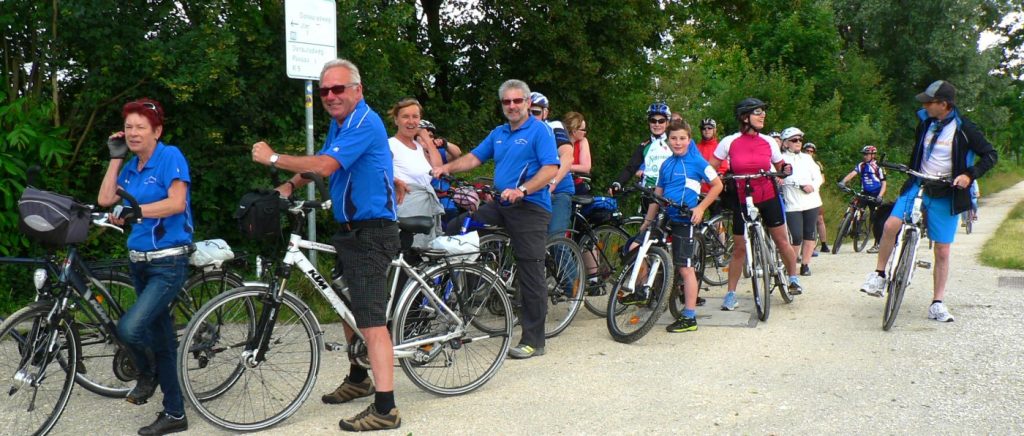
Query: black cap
[{"left": 915, "top": 80, "right": 956, "bottom": 104}]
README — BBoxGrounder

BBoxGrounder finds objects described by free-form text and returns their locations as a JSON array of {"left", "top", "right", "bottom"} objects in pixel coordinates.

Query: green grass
[
  {"left": 980, "top": 200, "right": 1024, "bottom": 270},
  {"left": 979, "top": 164, "right": 1024, "bottom": 196}
]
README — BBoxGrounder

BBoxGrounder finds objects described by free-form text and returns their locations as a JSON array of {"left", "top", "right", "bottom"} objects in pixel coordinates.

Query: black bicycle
[{"left": 832, "top": 185, "right": 877, "bottom": 254}]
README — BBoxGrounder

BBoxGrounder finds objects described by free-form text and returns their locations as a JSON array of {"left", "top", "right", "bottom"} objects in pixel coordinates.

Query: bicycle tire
[
  {"left": 606, "top": 246, "right": 672, "bottom": 343},
  {"left": 178, "top": 286, "right": 319, "bottom": 432},
  {"left": 852, "top": 214, "right": 870, "bottom": 252},
  {"left": 883, "top": 230, "right": 918, "bottom": 331},
  {"left": 543, "top": 237, "right": 586, "bottom": 337},
  {"left": 700, "top": 214, "right": 732, "bottom": 286},
  {"left": 832, "top": 210, "right": 852, "bottom": 254},
  {"left": 963, "top": 211, "right": 973, "bottom": 234},
  {"left": 668, "top": 237, "right": 704, "bottom": 319},
  {"left": 749, "top": 230, "right": 771, "bottom": 321},
  {"left": 580, "top": 225, "right": 629, "bottom": 317},
  {"left": 766, "top": 236, "right": 793, "bottom": 304},
  {"left": 180, "top": 269, "right": 246, "bottom": 323},
  {"left": 72, "top": 269, "right": 136, "bottom": 398},
  {"left": 394, "top": 262, "right": 512, "bottom": 395},
  {"left": 0, "top": 301, "right": 79, "bottom": 436},
  {"left": 477, "top": 233, "right": 517, "bottom": 322},
  {"left": 620, "top": 216, "right": 644, "bottom": 238}
]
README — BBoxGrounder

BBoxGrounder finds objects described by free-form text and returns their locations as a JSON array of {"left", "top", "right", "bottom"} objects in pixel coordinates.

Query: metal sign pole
[{"left": 305, "top": 80, "right": 317, "bottom": 266}]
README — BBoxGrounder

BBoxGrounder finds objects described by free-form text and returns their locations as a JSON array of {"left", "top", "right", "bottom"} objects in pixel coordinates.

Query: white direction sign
[{"left": 285, "top": 0, "right": 337, "bottom": 80}]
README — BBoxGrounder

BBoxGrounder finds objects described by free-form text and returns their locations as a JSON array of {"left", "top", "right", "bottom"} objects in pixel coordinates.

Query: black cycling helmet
[{"left": 734, "top": 97, "right": 767, "bottom": 121}]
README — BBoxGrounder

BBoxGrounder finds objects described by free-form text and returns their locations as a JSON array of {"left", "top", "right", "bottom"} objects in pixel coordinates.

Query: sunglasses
[
  {"left": 648, "top": 118, "right": 668, "bottom": 124},
  {"left": 529, "top": 108, "right": 543, "bottom": 115},
  {"left": 751, "top": 108, "right": 767, "bottom": 116},
  {"left": 317, "top": 83, "right": 359, "bottom": 97},
  {"left": 501, "top": 98, "right": 527, "bottom": 106},
  {"left": 701, "top": 126, "right": 715, "bottom": 130},
  {"left": 787, "top": 138, "right": 804, "bottom": 143}
]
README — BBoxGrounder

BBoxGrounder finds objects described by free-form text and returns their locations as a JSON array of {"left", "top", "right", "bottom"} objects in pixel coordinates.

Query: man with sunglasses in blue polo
[{"left": 434, "top": 79, "right": 559, "bottom": 359}]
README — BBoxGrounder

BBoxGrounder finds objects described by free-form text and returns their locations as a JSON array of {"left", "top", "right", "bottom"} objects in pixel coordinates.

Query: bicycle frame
[{"left": 884, "top": 186, "right": 926, "bottom": 289}]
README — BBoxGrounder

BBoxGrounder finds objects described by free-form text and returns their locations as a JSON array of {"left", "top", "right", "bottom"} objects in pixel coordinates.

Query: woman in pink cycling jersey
[{"left": 708, "top": 98, "right": 805, "bottom": 311}]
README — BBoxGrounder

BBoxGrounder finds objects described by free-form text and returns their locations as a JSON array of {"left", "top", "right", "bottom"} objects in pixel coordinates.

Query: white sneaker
[
  {"left": 859, "top": 272, "right": 885, "bottom": 297},
  {"left": 928, "top": 302, "right": 955, "bottom": 322}
]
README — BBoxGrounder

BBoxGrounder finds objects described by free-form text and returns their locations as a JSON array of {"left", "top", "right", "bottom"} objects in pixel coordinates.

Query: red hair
[{"left": 122, "top": 98, "right": 165, "bottom": 129}]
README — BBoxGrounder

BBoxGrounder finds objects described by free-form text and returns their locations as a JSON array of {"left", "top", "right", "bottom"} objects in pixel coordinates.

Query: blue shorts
[{"left": 890, "top": 181, "right": 957, "bottom": 244}]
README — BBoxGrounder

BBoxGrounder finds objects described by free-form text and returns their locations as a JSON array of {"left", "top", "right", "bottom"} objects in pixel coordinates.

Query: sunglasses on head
[
  {"left": 648, "top": 117, "right": 668, "bottom": 124},
  {"left": 501, "top": 97, "right": 527, "bottom": 106},
  {"left": 317, "top": 83, "right": 358, "bottom": 97}
]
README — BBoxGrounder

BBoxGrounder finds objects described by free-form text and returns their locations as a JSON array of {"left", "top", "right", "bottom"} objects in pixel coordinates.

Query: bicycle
[
  {"left": 567, "top": 190, "right": 630, "bottom": 318},
  {"left": 694, "top": 201, "right": 733, "bottom": 287},
  {"left": 832, "top": 185, "right": 877, "bottom": 254},
  {"left": 176, "top": 173, "right": 513, "bottom": 431},
  {"left": 604, "top": 184, "right": 684, "bottom": 343},
  {"left": 874, "top": 161, "right": 952, "bottom": 331},
  {"left": 0, "top": 187, "right": 152, "bottom": 435},
  {"left": 722, "top": 171, "right": 794, "bottom": 322},
  {"left": 961, "top": 208, "right": 976, "bottom": 234}
]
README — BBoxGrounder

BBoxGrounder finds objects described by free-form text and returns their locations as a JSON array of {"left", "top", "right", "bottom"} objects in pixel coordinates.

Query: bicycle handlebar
[
  {"left": 629, "top": 183, "right": 689, "bottom": 213},
  {"left": 720, "top": 170, "right": 788, "bottom": 181}
]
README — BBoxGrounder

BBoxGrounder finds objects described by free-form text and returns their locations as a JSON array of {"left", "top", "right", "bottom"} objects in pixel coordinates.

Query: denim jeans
[
  {"left": 121, "top": 253, "right": 189, "bottom": 416},
  {"left": 548, "top": 192, "right": 573, "bottom": 236}
]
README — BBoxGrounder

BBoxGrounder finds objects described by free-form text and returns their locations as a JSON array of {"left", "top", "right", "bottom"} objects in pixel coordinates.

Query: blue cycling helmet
[
  {"left": 530, "top": 92, "right": 549, "bottom": 108},
  {"left": 647, "top": 102, "right": 671, "bottom": 118}
]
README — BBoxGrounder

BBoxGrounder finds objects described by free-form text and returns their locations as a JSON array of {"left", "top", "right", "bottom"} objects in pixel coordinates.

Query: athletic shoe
[
  {"left": 928, "top": 302, "right": 955, "bottom": 322},
  {"left": 339, "top": 404, "right": 401, "bottom": 432},
  {"left": 696, "top": 296, "right": 706, "bottom": 307},
  {"left": 721, "top": 292, "right": 738, "bottom": 311},
  {"left": 867, "top": 244, "right": 880, "bottom": 254},
  {"left": 619, "top": 286, "right": 649, "bottom": 306},
  {"left": 138, "top": 412, "right": 188, "bottom": 435},
  {"left": 812, "top": 250, "right": 819, "bottom": 257},
  {"left": 820, "top": 242, "right": 829, "bottom": 252},
  {"left": 788, "top": 281, "right": 804, "bottom": 295},
  {"left": 800, "top": 264, "right": 811, "bottom": 276},
  {"left": 666, "top": 316, "right": 698, "bottom": 333},
  {"left": 322, "top": 376, "right": 375, "bottom": 404},
  {"left": 860, "top": 272, "right": 885, "bottom": 297},
  {"left": 508, "top": 344, "right": 545, "bottom": 359}
]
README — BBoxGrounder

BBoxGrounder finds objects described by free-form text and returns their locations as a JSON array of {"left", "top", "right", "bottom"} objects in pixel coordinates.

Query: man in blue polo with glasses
[
  {"left": 251, "top": 58, "right": 403, "bottom": 431},
  {"left": 434, "top": 79, "right": 559, "bottom": 359}
]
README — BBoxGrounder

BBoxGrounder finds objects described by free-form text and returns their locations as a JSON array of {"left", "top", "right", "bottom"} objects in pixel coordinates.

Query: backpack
[
  {"left": 235, "top": 190, "right": 284, "bottom": 241},
  {"left": 18, "top": 186, "right": 92, "bottom": 246}
]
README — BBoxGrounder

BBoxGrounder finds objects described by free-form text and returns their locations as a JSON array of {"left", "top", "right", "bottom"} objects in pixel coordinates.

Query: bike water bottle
[{"left": 460, "top": 215, "right": 473, "bottom": 234}]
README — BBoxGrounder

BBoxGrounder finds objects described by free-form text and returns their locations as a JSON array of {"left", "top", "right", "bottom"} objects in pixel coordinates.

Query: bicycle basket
[
  {"left": 18, "top": 186, "right": 91, "bottom": 246},
  {"left": 235, "top": 190, "right": 283, "bottom": 241},
  {"left": 582, "top": 196, "right": 620, "bottom": 225}
]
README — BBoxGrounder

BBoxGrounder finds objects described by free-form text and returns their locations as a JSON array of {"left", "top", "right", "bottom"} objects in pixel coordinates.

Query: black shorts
[
  {"left": 732, "top": 196, "right": 785, "bottom": 235},
  {"left": 332, "top": 221, "right": 400, "bottom": 328},
  {"left": 670, "top": 221, "right": 698, "bottom": 268}
]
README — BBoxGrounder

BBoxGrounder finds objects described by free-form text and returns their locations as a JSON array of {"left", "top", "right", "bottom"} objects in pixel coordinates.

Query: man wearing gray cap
[{"left": 859, "top": 80, "right": 998, "bottom": 323}]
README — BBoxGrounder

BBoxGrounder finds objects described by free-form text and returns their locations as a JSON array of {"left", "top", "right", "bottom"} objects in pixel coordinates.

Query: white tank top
[{"left": 388, "top": 137, "right": 432, "bottom": 186}]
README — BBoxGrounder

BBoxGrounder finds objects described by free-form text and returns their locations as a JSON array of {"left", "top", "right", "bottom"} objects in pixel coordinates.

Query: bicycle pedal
[
  {"left": 916, "top": 260, "right": 932, "bottom": 269},
  {"left": 325, "top": 341, "right": 345, "bottom": 352}
]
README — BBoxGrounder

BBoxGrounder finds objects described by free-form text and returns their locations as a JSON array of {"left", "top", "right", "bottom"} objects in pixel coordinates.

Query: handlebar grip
[
  {"left": 115, "top": 188, "right": 141, "bottom": 211},
  {"left": 300, "top": 172, "right": 331, "bottom": 201}
]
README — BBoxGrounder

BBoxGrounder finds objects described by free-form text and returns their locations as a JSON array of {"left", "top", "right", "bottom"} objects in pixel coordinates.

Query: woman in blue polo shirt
[{"left": 98, "top": 98, "right": 192, "bottom": 436}]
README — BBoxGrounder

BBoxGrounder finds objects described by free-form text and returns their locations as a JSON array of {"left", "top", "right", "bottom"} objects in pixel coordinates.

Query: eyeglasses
[
  {"left": 751, "top": 108, "right": 767, "bottom": 116},
  {"left": 648, "top": 118, "right": 668, "bottom": 124},
  {"left": 501, "top": 98, "right": 527, "bottom": 106},
  {"left": 529, "top": 108, "right": 543, "bottom": 115},
  {"left": 701, "top": 126, "right": 715, "bottom": 130},
  {"left": 786, "top": 138, "right": 804, "bottom": 143},
  {"left": 317, "top": 83, "right": 359, "bottom": 97}
]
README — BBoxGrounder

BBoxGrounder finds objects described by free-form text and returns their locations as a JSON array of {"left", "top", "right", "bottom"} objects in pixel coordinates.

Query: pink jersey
[{"left": 713, "top": 132, "right": 783, "bottom": 203}]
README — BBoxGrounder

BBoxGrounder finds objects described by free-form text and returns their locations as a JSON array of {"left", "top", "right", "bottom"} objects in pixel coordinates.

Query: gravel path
[{"left": 39, "top": 180, "right": 1024, "bottom": 435}]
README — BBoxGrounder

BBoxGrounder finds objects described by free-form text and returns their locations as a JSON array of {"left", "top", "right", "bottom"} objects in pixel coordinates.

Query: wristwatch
[
  {"left": 269, "top": 153, "right": 280, "bottom": 167},
  {"left": 518, "top": 185, "right": 528, "bottom": 195}
]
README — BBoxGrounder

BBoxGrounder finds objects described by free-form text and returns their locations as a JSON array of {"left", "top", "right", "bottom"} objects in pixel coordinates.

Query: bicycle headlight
[{"left": 33, "top": 268, "right": 47, "bottom": 290}]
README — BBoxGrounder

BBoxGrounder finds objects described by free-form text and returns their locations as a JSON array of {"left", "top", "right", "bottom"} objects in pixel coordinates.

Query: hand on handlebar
[{"left": 952, "top": 174, "right": 972, "bottom": 189}]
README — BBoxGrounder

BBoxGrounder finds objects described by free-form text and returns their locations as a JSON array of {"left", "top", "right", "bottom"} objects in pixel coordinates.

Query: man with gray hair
[
  {"left": 251, "top": 58, "right": 403, "bottom": 431},
  {"left": 434, "top": 79, "right": 559, "bottom": 359}
]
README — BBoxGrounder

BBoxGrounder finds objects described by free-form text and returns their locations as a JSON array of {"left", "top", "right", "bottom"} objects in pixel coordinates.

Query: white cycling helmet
[{"left": 780, "top": 127, "right": 805, "bottom": 141}]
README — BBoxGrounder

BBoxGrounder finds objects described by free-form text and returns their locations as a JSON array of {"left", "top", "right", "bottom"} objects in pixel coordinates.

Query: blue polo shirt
[
  {"left": 657, "top": 144, "right": 718, "bottom": 222},
  {"left": 547, "top": 120, "right": 576, "bottom": 196},
  {"left": 117, "top": 142, "right": 193, "bottom": 251},
  {"left": 471, "top": 116, "right": 560, "bottom": 211},
  {"left": 319, "top": 99, "right": 397, "bottom": 224}
]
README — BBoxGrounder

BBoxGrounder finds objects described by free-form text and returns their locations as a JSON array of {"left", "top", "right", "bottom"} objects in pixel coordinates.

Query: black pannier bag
[
  {"left": 18, "top": 186, "right": 91, "bottom": 246},
  {"left": 235, "top": 190, "right": 283, "bottom": 241}
]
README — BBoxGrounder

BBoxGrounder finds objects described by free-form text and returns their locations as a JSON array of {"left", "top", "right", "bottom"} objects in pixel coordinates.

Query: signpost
[{"left": 286, "top": 0, "right": 336, "bottom": 264}]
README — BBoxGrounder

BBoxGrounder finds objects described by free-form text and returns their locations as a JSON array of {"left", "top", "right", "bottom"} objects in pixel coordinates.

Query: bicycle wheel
[
  {"left": 831, "top": 210, "right": 852, "bottom": 254},
  {"left": 0, "top": 302, "right": 79, "bottom": 436},
  {"left": 179, "top": 269, "right": 246, "bottom": 326},
  {"left": 765, "top": 237, "right": 793, "bottom": 304},
  {"left": 606, "top": 246, "right": 672, "bottom": 343},
  {"left": 620, "top": 215, "right": 644, "bottom": 238},
  {"left": 883, "top": 231, "right": 918, "bottom": 331},
  {"left": 748, "top": 230, "right": 771, "bottom": 321},
  {"left": 963, "top": 211, "right": 973, "bottom": 234},
  {"left": 477, "top": 233, "right": 517, "bottom": 321},
  {"left": 395, "top": 262, "right": 512, "bottom": 395},
  {"left": 72, "top": 269, "right": 136, "bottom": 398},
  {"left": 580, "top": 225, "right": 629, "bottom": 317},
  {"left": 670, "top": 236, "right": 705, "bottom": 319},
  {"left": 700, "top": 214, "right": 732, "bottom": 287},
  {"left": 543, "top": 237, "right": 585, "bottom": 337},
  {"left": 852, "top": 214, "right": 870, "bottom": 252},
  {"left": 178, "top": 286, "right": 319, "bottom": 431}
]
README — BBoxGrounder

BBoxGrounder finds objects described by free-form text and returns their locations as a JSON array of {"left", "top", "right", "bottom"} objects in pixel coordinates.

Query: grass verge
[{"left": 980, "top": 200, "right": 1024, "bottom": 270}]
